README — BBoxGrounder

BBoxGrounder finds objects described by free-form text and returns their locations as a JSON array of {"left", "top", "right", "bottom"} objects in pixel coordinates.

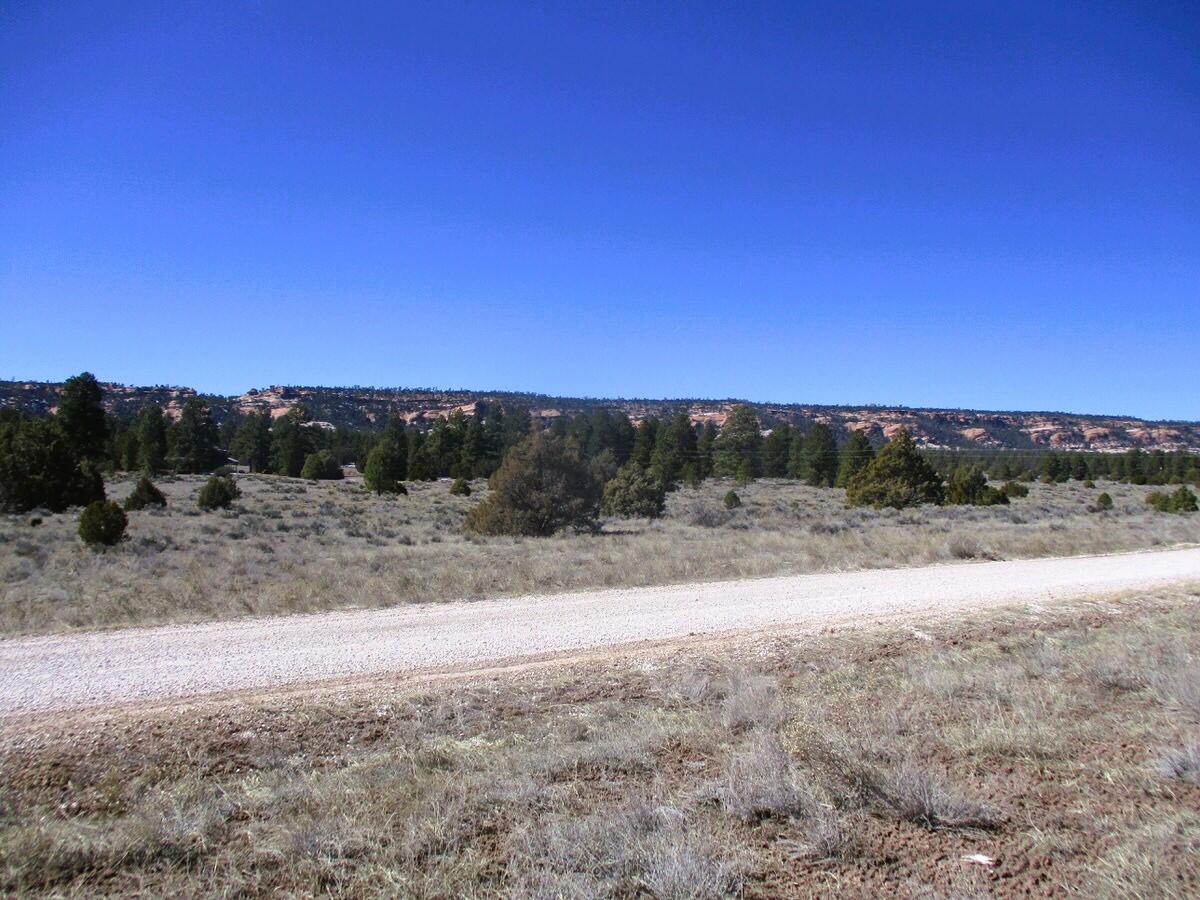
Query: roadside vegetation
[{"left": 2, "top": 587, "right": 1197, "bottom": 896}]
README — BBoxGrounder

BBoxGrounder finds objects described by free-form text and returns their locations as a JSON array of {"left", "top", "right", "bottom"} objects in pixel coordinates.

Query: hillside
[{"left": 2, "top": 380, "right": 1198, "bottom": 451}]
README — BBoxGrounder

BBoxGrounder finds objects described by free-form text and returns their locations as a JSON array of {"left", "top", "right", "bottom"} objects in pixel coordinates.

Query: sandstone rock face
[{"left": 2, "top": 381, "right": 1197, "bottom": 451}]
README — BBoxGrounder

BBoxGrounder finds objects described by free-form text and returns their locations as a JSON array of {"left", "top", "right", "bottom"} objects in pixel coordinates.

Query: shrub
[
  {"left": 1083, "top": 479, "right": 1096, "bottom": 489},
  {"left": 124, "top": 475, "right": 166, "bottom": 510},
  {"left": 197, "top": 475, "right": 240, "bottom": 511},
  {"left": 78, "top": 500, "right": 127, "bottom": 548},
  {"left": 1094, "top": 492, "right": 1114, "bottom": 511},
  {"left": 735, "top": 458, "right": 753, "bottom": 486},
  {"left": 301, "top": 450, "right": 343, "bottom": 480},
  {"left": 1000, "top": 480, "right": 1029, "bottom": 498},
  {"left": 1145, "top": 488, "right": 1195, "bottom": 513},
  {"left": 723, "top": 490, "right": 742, "bottom": 509},
  {"left": 465, "top": 431, "right": 601, "bottom": 536},
  {"left": 449, "top": 476, "right": 472, "bottom": 496},
  {"left": 946, "top": 466, "right": 1008, "bottom": 506},
  {"left": 1171, "top": 486, "right": 1198, "bottom": 513},
  {"left": 845, "top": 428, "right": 944, "bottom": 509},
  {"left": 601, "top": 463, "right": 666, "bottom": 518}
]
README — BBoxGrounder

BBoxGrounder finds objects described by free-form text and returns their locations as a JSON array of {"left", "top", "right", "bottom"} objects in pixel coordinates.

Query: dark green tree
[
  {"left": 171, "top": 398, "right": 223, "bottom": 473},
  {"left": 835, "top": 429, "right": 875, "bottom": 488},
  {"left": 465, "top": 431, "right": 601, "bottom": 536},
  {"left": 712, "top": 405, "right": 761, "bottom": 478},
  {"left": 135, "top": 404, "right": 169, "bottom": 473},
  {"left": 449, "top": 476, "right": 472, "bottom": 496},
  {"left": 631, "top": 418, "right": 660, "bottom": 468},
  {"left": 802, "top": 423, "right": 838, "bottom": 487},
  {"left": 269, "top": 408, "right": 314, "bottom": 477},
  {"left": 761, "top": 424, "right": 792, "bottom": 478},
  {"left": 696, "top": 421, "right": 717, "bottom": 478},
  {"left": 846, "top": 428, "right": 945, "bottom": 509},
  {"left": 56, "top": 372, "right": 108, "bottom": 462},
  {"left": 230, "top": 412, "right": 272, "bottom": 473},
  {"left": 946, "top": 465, "right": 1008, "bottom": 506},
  {"left": 364, "top": 438, "right": 407, "bottom": 494},
  {"left": 0, "top": 416, "right": 105, "bottom": 512}
]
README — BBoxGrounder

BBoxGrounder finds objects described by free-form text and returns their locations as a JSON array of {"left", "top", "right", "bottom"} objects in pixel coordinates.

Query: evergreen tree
[
  {"left": 631, "top": 418, "right": 660, "bottom": 468},
  {"left": 460, "top": 413, "right": 486, "bottom": 477},
  {"left": 0, "top": 415, "right": 106, "bottom": 512},
  {"left": 802, "top": 423, "right": 838, "bottom": 487},
  {"left": 761, "top": 424, "right": 792, "bottom": 478},
  {"left": 56, "top": 372, "right": 108, "bottom": 462},
  {"left": 78, "top": 500, "right": 127, "bottom": 548},
  {"left": 230, "top": 412, "right": 272, "bottom": 473},
  {"left": 501, "top": 406, "right": 533, "bottom": 453},
  {"left": 364, "top": 438, "right": 407, "bottom": 494},
  {"left": 406, "top": 429, "right": 438, "bottom": 481},
  {"left": 301, "top": 449, "right": 343, "bottom": 480},
  {"left": 712, "top": 405, "right": 761, "bottom": 478},
  {"left": 846, "top": 428, "right": 945, "bottom": 509},
  {"left": 946, "top": 465, "right": 1008, "bottom": 505},
  {"left": 269, "top": 408, "right": 314, "bottom": 477},
  {"left": 135, "top": 404, "right": 169, "bottom": 474},
  {"left": 786, "top": 429, "right": 806, "bottom": 479},
  {"left": 124, "top": 474, "right": 167, "bottom": 510},
  {"left": 197, "top": 475, "right": 240, "bottom": 510},
  {"left": 171, "top": 398, "right": 223, "bottom": 474},
  {"left": 835, "top": 429, "right": 875, "bottom": 488},
  {"left": 650, "top": 413, "right": 696, "bottom": 486},
  {"left": 696, "top": 421, "right": 717, "bottom": 479}
]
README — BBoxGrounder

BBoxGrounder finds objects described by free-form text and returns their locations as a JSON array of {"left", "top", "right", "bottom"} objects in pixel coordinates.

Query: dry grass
[
  {"left": 2, "top": 474, "right": 1197, "bottom": 635},
  {"left": 2, "top": 586, "right": 1199, "bottom": 897}
]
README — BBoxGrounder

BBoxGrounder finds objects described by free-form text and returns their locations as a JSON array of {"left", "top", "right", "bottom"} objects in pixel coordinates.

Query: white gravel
[{"left": 2, "top": 547, "right": 1197, "bottom": 716}]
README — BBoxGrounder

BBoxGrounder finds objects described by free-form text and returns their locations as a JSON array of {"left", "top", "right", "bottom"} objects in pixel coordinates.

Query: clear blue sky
[{"left": 2, "top": 2, "right": 1197, "bottom": 419}]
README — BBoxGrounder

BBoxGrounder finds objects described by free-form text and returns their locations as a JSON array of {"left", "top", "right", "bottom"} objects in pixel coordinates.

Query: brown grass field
[
  {"left": 2, "top": 586, "right": 1198, "bottom": 897},
  {"left": 2, "top": 474, "right": 1198, "bottom": 636}
]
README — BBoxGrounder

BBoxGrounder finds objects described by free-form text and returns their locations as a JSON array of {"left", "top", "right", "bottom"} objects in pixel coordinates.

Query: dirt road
[{"left": 2, "top": 547, "right": 1197, "bottom": 717}]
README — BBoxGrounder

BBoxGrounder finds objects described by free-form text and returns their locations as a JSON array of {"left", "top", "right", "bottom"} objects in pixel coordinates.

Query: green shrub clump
[
  {"left": 449, "top": 477, "right": 472, "bottom": 496},
  {"left": 124, "top": 475, "right": 166, "bottom": 510},
  {"left": 723, "top": 489, "right": 742, "bottom": 509},
  {"left": 1094, "top": 492, "right": 1114, "bottom": 511},
  {"left": 301, "top": 450, "right": 344, "bottom": 481},
  {"left": 846, "top": 428, "right": 944, "bottom": 509},
  {"left": 78, "top": 500, "right": 127, "bottom": 548},
  {"left": 600, "top": 463, "right": 666, "bottom": 519},
  {"left": 946, "top": 466, "right": 1009, "bottom": 506},
  {"left": 1147, "top": 486, "right": 1198, "bottom": 513},
  {"left": 465, "top": 432, "right": 600, "bottom": 536},
  {"left": 363, "top": 440, "right": 407, "bottom": 495},
  {"left": 1000, "top": 480, "right": 1029, "bottom": 499},
  {"left": 197, "top": 475, "right": 240, "bottom": 511}
]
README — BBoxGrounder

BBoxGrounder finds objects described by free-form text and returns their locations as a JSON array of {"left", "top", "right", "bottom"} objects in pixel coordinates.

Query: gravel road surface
[{"left": 2, "top": 548, "right": 1197, "bottom": 716}]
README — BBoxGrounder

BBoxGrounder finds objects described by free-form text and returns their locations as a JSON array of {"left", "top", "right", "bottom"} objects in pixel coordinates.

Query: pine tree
[
  {"left": 835, "top": 429, "right": 875, "bottom": 488},
  {"left": 269, "top": 408, "right": 314, "bottom": 477},
  {"left": 171, "top": 398, "right": 223, "bottom": 474},
  {"left": 802, "top": 423, "right": 838, "bottom": 487},
  {"left": 135, "top": 404, "right": 169, "bottom": 474},
  {"left": 56, "top": 372, "right": 108, "bottom": 462},
  {"left": 761, "top": 424, "right": 792, "bottom": 478},
  {"left": 631, "top": 418, "right": 660, "bottom": 468},
  {"left": 712, "top": 405, "right": 761, "bottom": 478},
  {"left": 230, "top": 412, "right": 271, "bottom": 473},
  {"left": 0, "top": 415, "right": 106, "bottom": 512},
  {"left": 600, "top": 462, "right": 667, "bottom": 518},
  {"left": 696, "top": 422, "right": 717, "bottom": 478},
  {"left": 364, "top": 438, "right": 407, "bottom": 494}
]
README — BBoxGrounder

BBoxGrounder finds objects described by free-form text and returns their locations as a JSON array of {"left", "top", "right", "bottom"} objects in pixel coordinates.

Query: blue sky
[{"left": 2, "top": 1, "right": 1197, "bottom": 419}]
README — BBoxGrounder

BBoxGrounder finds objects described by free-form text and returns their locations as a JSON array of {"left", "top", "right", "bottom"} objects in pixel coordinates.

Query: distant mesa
[{"left": 1, "top": 380, "right": 1197, "bottom": 452}]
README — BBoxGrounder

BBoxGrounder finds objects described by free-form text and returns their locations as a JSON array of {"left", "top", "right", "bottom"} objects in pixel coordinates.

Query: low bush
[
  {"left": 301, "top": 450, "right": 343, "bottom": 481},
  {"left": 1000, "top": 480, "right": 1029, "bottom": 498},
  {"left": 124, "top": 475, "right": 166, "bottom": 510},
  {"left": 601, "top": 463, "right": 666, "bottom": 518},
  {"left": 946, "top": 466, "right": 1009, "bottom": 506},
  {"left": 1094, "top": 492, "right": 1114, "bottom": 511},
  {"left": 197, "top": 475, "right": 240, "bottom": 511},
  {"left": 78, "top": 500, "right": 127, "bottom": 548},
  {"left": 723, "top": 490, "right": 742, "bottom": 510},
  {"left": 449, "top": 476, "right": 472, "bottom": 496},
  {"left": 1146, "top": 487, "right": 1197, "bottom": 514}
]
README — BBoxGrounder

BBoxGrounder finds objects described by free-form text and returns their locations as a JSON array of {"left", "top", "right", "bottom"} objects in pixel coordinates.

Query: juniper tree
[
  {"left": 761, "top": 424, "right": 792, "bottom": 478},
  {"left": 56, "top": 372, "right": 108, "bottom": 462},
  {"left": 846, "top": 428, "right": 945, "bottom": 509},
  {"left": 171, "top": 398, "right": 223, "bottom": 474},
  {"left": 230, "top": 412, "right": 271, "bottom": 473},
  {"left": 600, "top": 462, "right": 666, "bottom": 519}
]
